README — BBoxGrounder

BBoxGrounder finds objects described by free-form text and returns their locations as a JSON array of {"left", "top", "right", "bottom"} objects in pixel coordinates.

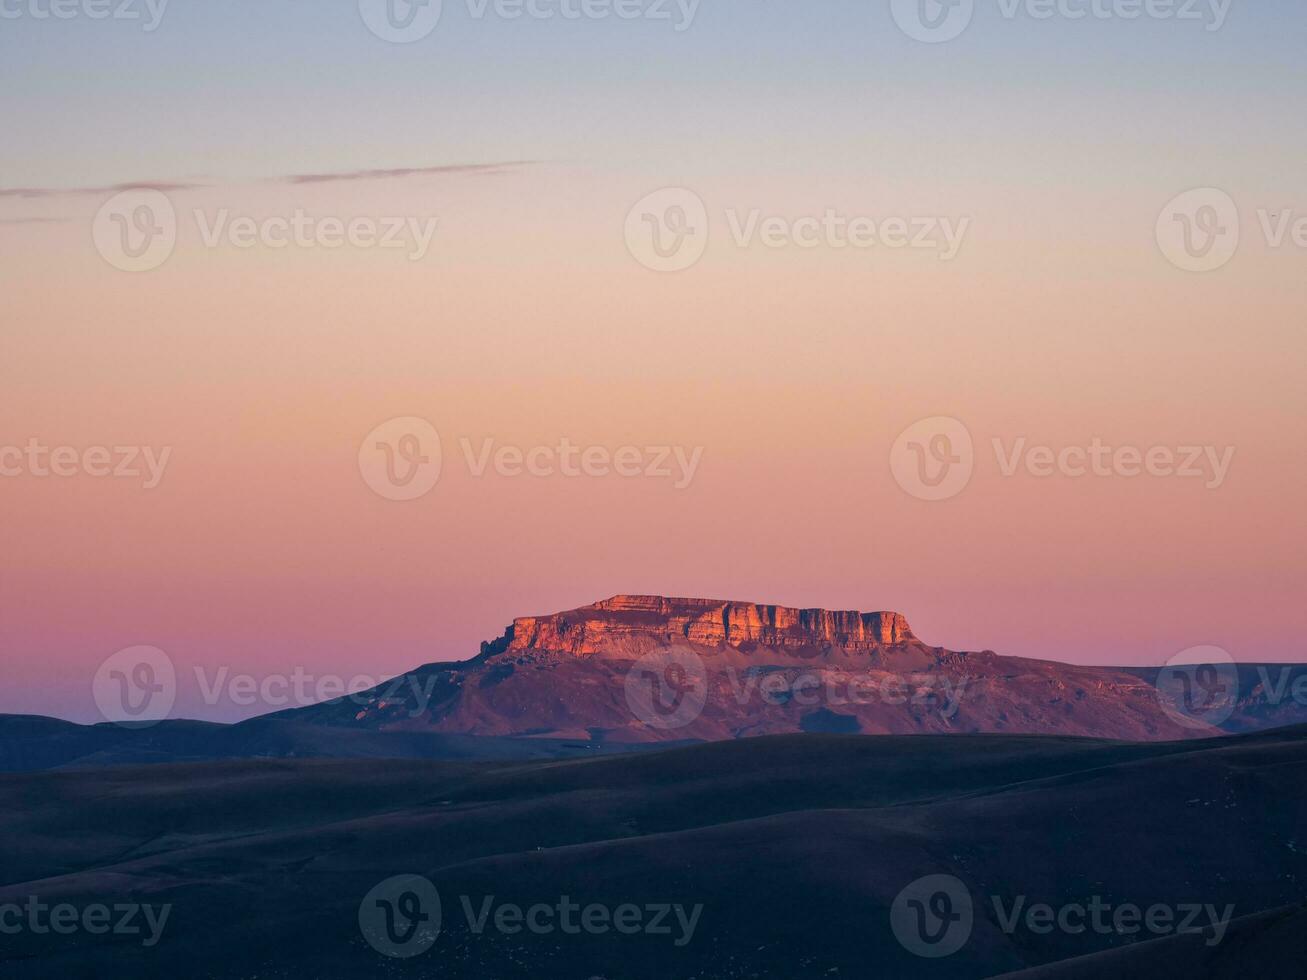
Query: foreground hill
[
  {"left": 992, "top": 903, "right": 1307, "bottom": 979},
  {"left": 0, "top": 713, "right": 674, "bottom": 773},
  {"left": 1, "top": 726, "right": 1304, "bottom": 977}
]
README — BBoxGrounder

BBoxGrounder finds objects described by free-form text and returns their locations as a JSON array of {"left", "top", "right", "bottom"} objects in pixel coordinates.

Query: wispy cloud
[
  {"left": 278, "top": 161, "right": 535, "bottom": 185},
  {"left": 0, "top": 162, "right": 536, "bottom": 200},
  {"left": 0, "top": 217, "right": 72, "bottom": 226},
  {"left": 0, "top": 181, "right": 203, "bottom": 200}
]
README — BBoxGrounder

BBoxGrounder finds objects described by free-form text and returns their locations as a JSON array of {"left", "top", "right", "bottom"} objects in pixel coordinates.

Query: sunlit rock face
[
  {"left": 502, "top": 595, "right": 916, "bottom": 657},
  {"left": 287, "top": 595, "right": 1264, "bottom": 744}
]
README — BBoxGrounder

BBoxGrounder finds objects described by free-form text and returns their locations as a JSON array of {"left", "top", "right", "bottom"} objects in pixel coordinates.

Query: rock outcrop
[
  {"left": 491, "top": 595, "right": 917, "bottom": 657},
  {"left": 285, "top": 593, "right": 1287, "bottom": 743}
]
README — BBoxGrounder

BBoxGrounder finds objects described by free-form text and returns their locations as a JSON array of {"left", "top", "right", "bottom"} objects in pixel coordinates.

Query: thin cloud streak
[
  {"left": 279, "top": 161, "right": 535, "bottom": 185},
  {"left": 0, "top": 181, "right": 203, "bottom": 200},
  {"left": 0, "top": 217, "right": 71, "bottom": 226},
  {"left": 0, "top": 162, "right": 537, "bottom": 200}
]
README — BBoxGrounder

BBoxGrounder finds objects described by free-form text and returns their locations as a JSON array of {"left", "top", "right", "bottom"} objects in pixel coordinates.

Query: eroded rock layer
[{"left": 497, "top": 595, "right": 916, "bottom": 656}]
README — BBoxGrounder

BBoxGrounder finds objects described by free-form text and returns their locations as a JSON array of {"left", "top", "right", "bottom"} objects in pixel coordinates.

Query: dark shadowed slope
[
  {"left": 1, "top": 726, "right": 1303, "bottom": 978},
  {"left": 0, "top": 714, "right": 685, "bottom": 773},
  {"left": 991, "top": 903, "right": 1307, "bottom": 979}
]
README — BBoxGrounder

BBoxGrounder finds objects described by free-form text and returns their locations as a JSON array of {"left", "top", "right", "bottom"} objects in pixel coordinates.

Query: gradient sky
[{"left": 2, "top": 1, "right": 1305, "bottom": 722}]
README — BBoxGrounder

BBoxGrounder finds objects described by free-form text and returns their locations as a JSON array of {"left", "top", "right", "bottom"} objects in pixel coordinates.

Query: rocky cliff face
[
  {"left": 284, "top": 594, "right": 1279, "bottom": 743},
  {"left": 491, "top": 595, "right": 917, "bottom": 657}
]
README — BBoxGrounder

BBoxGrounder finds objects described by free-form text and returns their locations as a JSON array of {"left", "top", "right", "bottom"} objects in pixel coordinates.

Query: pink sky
[{"left": 2, "top": 164, "right": 1304, "bottom": 723}]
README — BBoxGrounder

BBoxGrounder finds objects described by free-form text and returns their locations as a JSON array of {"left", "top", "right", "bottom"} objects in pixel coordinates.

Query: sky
[{"left": 2, "top": 0, "right": 1305, "bottom": 722}]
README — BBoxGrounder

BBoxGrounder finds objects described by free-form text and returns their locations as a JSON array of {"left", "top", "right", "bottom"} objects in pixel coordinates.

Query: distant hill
[
  {"left": 275, "top": 595, "right": 1307, "bottom": 743},
  {"left": 6, "top": 596, "right": 1305, "bottom": 773}
]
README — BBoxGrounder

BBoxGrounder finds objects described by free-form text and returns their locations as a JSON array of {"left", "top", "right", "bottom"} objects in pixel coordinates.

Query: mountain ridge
[
  {"left": 7, "top": 596, "right": 1306, "bottom": 768},
  {"left": 282, "top": 593, "right": 1245, "bottom": 743}
]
